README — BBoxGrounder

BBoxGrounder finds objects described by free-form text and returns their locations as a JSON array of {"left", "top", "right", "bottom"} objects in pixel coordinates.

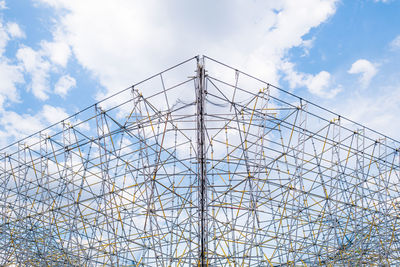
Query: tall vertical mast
[{"left": 196, "top": 56, "right": 207, "bottom": 266}]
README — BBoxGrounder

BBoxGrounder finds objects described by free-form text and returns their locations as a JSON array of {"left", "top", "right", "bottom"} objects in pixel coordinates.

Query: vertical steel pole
[{"left": 196, "top": 56, "right": 207, "bottom": 266}]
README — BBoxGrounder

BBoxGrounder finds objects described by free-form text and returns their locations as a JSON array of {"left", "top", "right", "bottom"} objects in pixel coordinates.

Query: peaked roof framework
[{"left": 0, "top": 56, "right": 400, "bottom": 266}]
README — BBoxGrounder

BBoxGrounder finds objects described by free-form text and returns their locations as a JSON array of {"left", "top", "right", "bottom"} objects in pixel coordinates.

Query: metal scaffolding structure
[{"left": 0, "top": 55, "right": 400, "bottom": 266}]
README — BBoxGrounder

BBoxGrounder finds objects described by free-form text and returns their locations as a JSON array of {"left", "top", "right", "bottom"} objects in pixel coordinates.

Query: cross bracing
[{"left": 0, "top": 55, "right": 400, "bottom": 266}]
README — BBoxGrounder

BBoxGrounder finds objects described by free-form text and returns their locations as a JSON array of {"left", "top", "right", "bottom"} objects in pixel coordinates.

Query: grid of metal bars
[{"left": 0, "top": 56, "right": 400, "bottom": 266}]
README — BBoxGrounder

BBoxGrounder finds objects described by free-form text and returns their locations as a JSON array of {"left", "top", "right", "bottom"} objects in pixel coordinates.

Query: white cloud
[
  {"left": 0, "top": 60, "right": 24, "bottom": 109},
  {"left": 334, "top": 84, "right": 400, "bottom": 140},
  {"left": 6, "top": 14, "right": 72, "bottom": 101},
  {"left": 13, "top": 33, "right": 73, "bottom": 101},
  {"left": 0, "top": 104, "right": 69, "bottom": 145},
  {"left": 54, "top": 74, "right": 75, "bottom": 97},
  {"left": 0, "top": 21, "right": 9, "bottom": 55},
  {"left": 6, "top": 22, "right": 25, "bottom": 38},
  {"left": 16, "top": 46, "right": 51, "bottom": 100},
  {"left": 307, "top": 71, "right": 342, "bottom": 98},
  {"left": 41, "top": 40, "right": 71, "bottom": 67},
  {"left": 282, "top": 61, "right": 342, "bottom": 98},
  {"left": 36, "top": 0, "right": 339, "bottom": 98},
  {"left": 348, "top": 59, "right": 377, "bottom": 88},
  {"left": 0, "top": 110, "right": 44, "bottom": 139},
  {"left": 0, "top": 20, "right": 24, "bottom": 55},
  {"left": 0, "top": 0, "right": 5, "bottom": 10},
  {"left": 42, "top": 104, "right": 69, "bottom": 124},
  {"left": 301, "top": 37, "right": 315, "bottom": 56},
  {"left": 390, "top": 35, "right": 400, "bottom": 50},
  {"left": 2, "top": 17, "right": 72, "bottom": 102},
  {"left": 0, "top": 19, "right": 24, "bottom": 110},
  {"left": 0, "top": 0, "right": 340, "bottom": 145}
]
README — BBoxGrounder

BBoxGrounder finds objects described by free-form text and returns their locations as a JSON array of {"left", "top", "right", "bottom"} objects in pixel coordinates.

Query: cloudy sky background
[{"left": 0, "top": 0, "right": 400, "bottom": 147}]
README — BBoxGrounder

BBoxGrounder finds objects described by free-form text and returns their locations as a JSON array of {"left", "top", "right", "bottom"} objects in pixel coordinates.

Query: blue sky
[{"left": 0, "top": 0, "right": 400, "bottom": 146}]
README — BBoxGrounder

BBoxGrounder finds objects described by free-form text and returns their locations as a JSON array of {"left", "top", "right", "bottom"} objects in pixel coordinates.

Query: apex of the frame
[{"left": 196, "top": 54, "right": 205, "bottom": 67}]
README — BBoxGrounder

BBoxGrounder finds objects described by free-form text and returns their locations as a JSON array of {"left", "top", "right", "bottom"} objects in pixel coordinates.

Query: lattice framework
[{"left": 1, "top": 56, "right": 400, "bottom": 266}]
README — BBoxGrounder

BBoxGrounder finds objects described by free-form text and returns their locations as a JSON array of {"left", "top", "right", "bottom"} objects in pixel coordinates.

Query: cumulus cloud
[
  {"left": 0, "top": 19, "right": 24, "bottom": 110},
  {"left": 0, "top": 60, "right": 24, "bottom": 109},
  {"left": 282, "top": 61, "right": 342, "bottom": 98},
  {"left": 16, "top": 41, "right": 74, "bottom": 101},
  {"left": 17, "top": 46, "right": 51, "bottom": 100},
  {"left": 42, "top": 104, "right": 69, "bottom": 124},
  {"left": 0, "top": 110, "right": 44, "bottom": 139},
  {"left": 7, "top": 18, "right": 73, "bottom": 101},
  {"left": 0, "top": 0, "right": 340, "bottom": 144},
  {"left": 0, "top": 21, "right": 9, "bottom": 55},
  {"left": 307, "top": 71, "right": 342, "bottom": 97},
  {"left": 348, "top": 59, "right": 377, "bottom": 88},
  {"left": 54, "top": 75, "right": 76, "bottom": 97},
  {"left": 0, "top": 6, "right": 75, "bottom": 145},
  {"left": 0, "top": 21, "right": 24, "bottom": 55},
  {"left": 41, "top": 40, "right": 71, "bottom": 67},
  {"left": 390, "top": 35, "right": 400, "bottom": 50},
  {"left": 36, "top": 0, "right": 339, "bottom": 98},
  {"left": 334, "top": 84, "right": 400, "bottom": 140},
  {"left": 0, "top": 104, "right": 69, "bottom": 146},
  {"left": 0, "top": 0, "right": 5, "bottom": 10},
  {"left": 6, "top": 22, "right": 25, "bottom": 38},
  {"left": 301, "top": 38, "right": 315, "bottom": 56}
]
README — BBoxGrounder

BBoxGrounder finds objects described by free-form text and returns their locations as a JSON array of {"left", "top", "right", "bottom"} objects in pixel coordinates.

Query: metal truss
[{"left": 1, "top": 56, "right": 400, "bottom": 266}]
